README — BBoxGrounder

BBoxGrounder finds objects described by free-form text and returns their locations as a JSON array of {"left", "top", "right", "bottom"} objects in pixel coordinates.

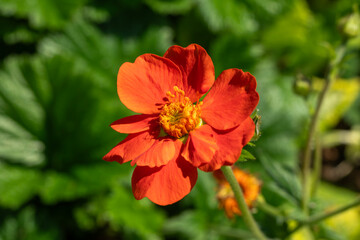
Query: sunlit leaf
[
  {"left": 0, "top": 115, "right": 44, "bottom": 166},
  {"left": 315, "top": 77, "right": 360, "bottom": 131},
  {"left": 317, "top": 182, "right": 360, "bottom": 240},
  {"left": 0, "top": 57, "right": 45, "bottom": 138}
]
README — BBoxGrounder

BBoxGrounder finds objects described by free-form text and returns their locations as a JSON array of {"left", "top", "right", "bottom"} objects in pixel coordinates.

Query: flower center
[{"left": 159, "top": 86, "right": 202, "bottom": 138}]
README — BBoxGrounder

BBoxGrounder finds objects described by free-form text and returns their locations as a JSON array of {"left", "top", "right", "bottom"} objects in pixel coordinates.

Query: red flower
[{"left": 103, "top": 44, "right": 259, "bottom": 205}]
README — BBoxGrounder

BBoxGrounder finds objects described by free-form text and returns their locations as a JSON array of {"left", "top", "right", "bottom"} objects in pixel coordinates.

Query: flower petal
[
  {"left": 164, "top": 44, "right": 215, "bottom": 102},
  {"left": 202, "top": 69, "right": 259, "bottom": 130},
  {"left": 182, "top": 125, "right": 219, "bottom": 167},
  {"left": 199, "top": 117, "right": 255, "bottom": 172},
  {"left": 110, "top": 114, "right": 158, "bottom": 134},
  {"left": 102, "top": 131, "right": 156, "bottom": 164},
  {"left": 132, "top": 156, "right": 198, "bottom": 205},
  {"left": 132, "top": 138, "right": 182, "bottom": 167},
  {"left": 117, "top": 54, "right": 183, "bottom": 114}
]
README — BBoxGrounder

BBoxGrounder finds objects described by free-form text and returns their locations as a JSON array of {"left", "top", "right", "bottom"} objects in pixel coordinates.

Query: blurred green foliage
[{"left": 0, "top": 0, "right": 359, "bottom": 239}]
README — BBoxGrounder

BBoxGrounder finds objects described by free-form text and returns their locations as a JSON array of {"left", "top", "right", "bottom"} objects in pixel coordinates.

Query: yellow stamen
[{"left": 159, "top": 86, "right": 202, "bottom": 138}]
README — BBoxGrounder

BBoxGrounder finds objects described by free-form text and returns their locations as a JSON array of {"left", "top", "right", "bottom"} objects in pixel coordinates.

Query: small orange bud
[{"left": 213, "top": 167, "right": 261, "bottom": 219}]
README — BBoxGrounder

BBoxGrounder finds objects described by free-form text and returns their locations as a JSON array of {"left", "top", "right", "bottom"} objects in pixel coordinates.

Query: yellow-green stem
[{"left": 221, "top": 166, "right": 268, "bottom": 240}]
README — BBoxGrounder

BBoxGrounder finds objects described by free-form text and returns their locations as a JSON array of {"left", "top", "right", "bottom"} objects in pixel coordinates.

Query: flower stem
[
  {"left": 289, "top": 196, "right": 360, "bottom": 236},
  {"left": 301, "top": 43, "right": 347, "bottom": 213},
  {"left": 221, "top": 166, "right": 268, "bottom": 240},
  {"left": 306, "top": 196, "right": 360, "bottom": 224},
  {"left": 310, "top": 135, "right": 322, "bottom": 198},
  {"left": 256, "top": 197, "right": 285, "bottom": 219}
]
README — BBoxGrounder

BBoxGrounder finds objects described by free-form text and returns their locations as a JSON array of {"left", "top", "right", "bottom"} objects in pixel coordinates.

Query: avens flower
[
  {"left": 103, "top": 44, "right": 259, "bottom": 205},
  {"left": 213, "top": 167, "right": 261, "bottom": 218}
]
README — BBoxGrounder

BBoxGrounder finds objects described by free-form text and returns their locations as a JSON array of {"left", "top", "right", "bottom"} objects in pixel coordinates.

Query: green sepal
[{"left": 238, "top": 149, "right": 256, "bottom": 162}]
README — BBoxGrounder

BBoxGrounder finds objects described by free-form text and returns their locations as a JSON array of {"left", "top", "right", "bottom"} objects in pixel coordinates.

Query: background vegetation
[{"left": 0, "top": 0, "right": 359, "bottom": 239}]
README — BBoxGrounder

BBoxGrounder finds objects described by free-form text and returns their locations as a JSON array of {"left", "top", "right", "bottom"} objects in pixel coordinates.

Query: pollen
[{"left": 159, "top": 86, "right": 202, "bottom": 138}]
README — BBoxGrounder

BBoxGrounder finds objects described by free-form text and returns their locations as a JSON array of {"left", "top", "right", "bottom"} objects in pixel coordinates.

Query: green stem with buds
[
  {"left": 221, "top": 166, "right": 268, "bottom": 240},
  {"left": 301, "top": 43, "right": 347, "bottom": 213}
]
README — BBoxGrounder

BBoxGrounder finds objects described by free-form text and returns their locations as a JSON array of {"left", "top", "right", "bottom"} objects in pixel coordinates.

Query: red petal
[
  {"left": 199, "top": 117, "right": 255, "bottom": 172},
  {"left": 132, "top": 138, "right": 182, "bottom": 167},
  {"left": 110, "top": 114, "right": 158, "bottom": 134},
  {"left": 131, "top": 156, "right": 198, "bottom": 205},
  {"left": 182, "top": 125, "right": 219, "bottom": 167},
  {"left": 202, "top": 69, "right": 259, "bottom": 130},
  {"left": 102, "top": 131, "right": 156, "bottom": 164},
  {"left": 117, "top": 54, "right": 183, "bottom": 114},
  {"left": 164, "top": 44, "right": 215, "bottom": 102}
]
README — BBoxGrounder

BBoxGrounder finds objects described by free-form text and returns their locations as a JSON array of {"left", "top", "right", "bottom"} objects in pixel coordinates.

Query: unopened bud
[
  {"left": 338, "top": 6, "right": 360, "bottom": 38},
  {"left": 293, "top": 73, "right": 311, "bottom": 97}
]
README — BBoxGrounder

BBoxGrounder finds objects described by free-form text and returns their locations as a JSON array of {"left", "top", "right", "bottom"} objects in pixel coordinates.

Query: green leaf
[
  {"left": 0, "top": 206, "right": 59, "bottom": 240},
  {"left": 104, "top": 183, "right": 165, "bottom": 238},
  {"left": 210, "top": 34, "right": 263, "bottom": 73},
  {"left": 261, "top": 0, "right": 327, "bottom": 73},
  {"left": 40, "top": 163, "right": 128, "bottom": 204},
  {"left": 262, "top": 0, "right": 313, "bottom": 49},
  {"left": 163, "top": 211, "right": 215, "bottom": 239},
  {"left": 163, "top": 211, "right": 202, "bottom": 238},
  {"left": 39, "top": 22, "right": 173, "bottom": 91},
  {"left": 0, "top": 115, "right": 44, "bottom": 166},
  {"left": 252, "top": 59, "right": 308, "bottom": 164},
  {"left": 196, "top": 0, "right": 257, "bottom": 36},
  {"left": 0, "top": 56, "right": 48, "bottom": 166},
  {"left": 238, "top": 149, "right": 256, "bottom": 162},
  {"left": 0, "top": 56, "right": 48, "bottom": 165},
  {"left": 0, "top": 164, "right": 42, "bottom": 209},
  {"left": 71, "top": 163, "right": 129, "bottom": 188},
  {"left": 0, "top": 57, "right": 45, "bottom": 138},
  {"left": 245, "top": 0, "right": 295, "bottom": 18},
  {"left": 122, "top": 26, "right": 174, "bottom": 59},
  {"left": 0, "top": 53, "right": 121, "bottom": 169},
  {"left": 39, "top": 172, "right": 80, "bottom": 204},
  {"left": 0, "top": 0, "right": 88, "bottom": 30},
  {"left": 3, "top": 27, "right": 40, "bottom": 44},
  {"left": 74, "top": 186, "right": 165, "bottom": 239},
  {"left": 259, "top": 155, "right": 302, "bottom": 203},
  {"left": 144, "top": 0, "right": 194, "bottom": 15},
  {"left": 164, "top": 209, "right": 253, "bottom": 239}
]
